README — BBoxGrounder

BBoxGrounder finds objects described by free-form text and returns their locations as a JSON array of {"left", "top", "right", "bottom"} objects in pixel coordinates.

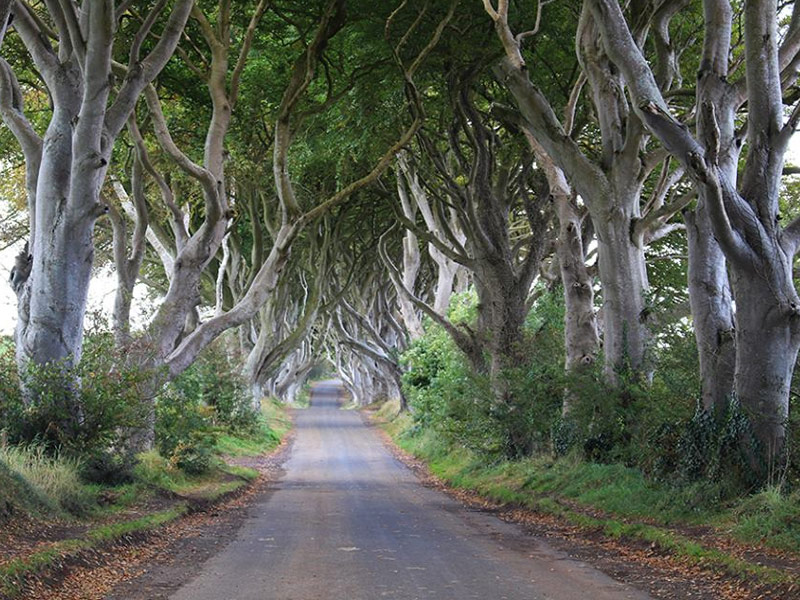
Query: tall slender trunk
[
  {"left": 399, "top": 229, "right": 424, "bottom": 338},
  {"left": 593, "top": 203, "right": 649, "bottom": 381},
  {"left": 430, "top": 245, "right": 460, "bottom": 315},
  {"left": 685, "top": 206, "right": 735, "bottom": 417}
]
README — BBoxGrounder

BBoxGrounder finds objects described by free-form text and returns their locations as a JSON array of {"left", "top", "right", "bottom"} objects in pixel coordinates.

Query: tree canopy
[{"left": 0, "top": 0, "right": 799, "bottom": 488}]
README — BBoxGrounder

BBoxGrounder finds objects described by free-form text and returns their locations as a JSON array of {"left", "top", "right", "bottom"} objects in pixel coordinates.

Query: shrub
[
  {"left": 402, "top": 292, "right": 566, "bottom": 459},
  {"left": 0, "top": 332, "right": 149, "bottom": 485},
  {"left": 170, "top": 433, "right": 215, "bottom": 475},
  {"left": 167, "top": 336, "right": 259, "bottom": 433},
  {"left": 79, "top": 448, "right": 137, "bottom": 486},
  {"left": 155, "top": 386, "right": 216, "bottom": 458}
]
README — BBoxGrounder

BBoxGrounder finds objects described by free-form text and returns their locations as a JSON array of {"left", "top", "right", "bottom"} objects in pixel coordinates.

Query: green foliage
[
  {"left": 402, "top": 287, "right": 770, "bottom": 502},
  {"left": 553, "top": 322, "right": 705, "bottom": 472},
  {"left": 659, "top": 399, "right": 761, "bottom": 492},
  {"left": 156, "top": 336, "right": 260, "bottom": 475},
  {"left": 167, "top": 337, "right": 259, "bottom": 433},
  {"left": 79, "top": 448, "right": 138, "bottom": 486},
  {"left": 155, "top": 386, "right": 216, "bottom": 460},
  {"left": 0, "top": 333, "right": 149, "bottom": 483},
  {"left": 402, "top": 292, "right": 566, "bottom": 459},
  {"left": 731, "top": 487, "right": 800, "bottom": 552},
  {"left": 170, "top": 433, "right": 216, "bottom": 476}
]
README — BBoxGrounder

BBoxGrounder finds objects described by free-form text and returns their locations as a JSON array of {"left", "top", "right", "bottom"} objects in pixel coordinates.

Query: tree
[
  {"left": 384, "top": 68, "right": 553, "bottom": 422},
  {"left": 0, "top": 1, "right": 194, "bottom": 425},
  {"left": 484, "top": 0, "right": 694, "bottom": 384},
  {"left": 585, "top": 0, "right": 800, "bottom": 465}
]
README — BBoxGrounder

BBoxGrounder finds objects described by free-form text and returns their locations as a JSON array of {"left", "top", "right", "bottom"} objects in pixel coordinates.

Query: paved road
[{"left": 170, "top": 381, "right": 651, "bottom": 600}]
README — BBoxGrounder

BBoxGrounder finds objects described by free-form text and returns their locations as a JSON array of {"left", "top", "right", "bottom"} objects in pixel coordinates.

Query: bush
[
  {"left": 167, "top": 336, "right": 259, "bottom": 433},
  {"left": 155, "top": 386, "right": 216, "bottom": 458},
  {"left": 0, "top": 333, "right": 149, "bottom": 485},
  {"left": 402, "top": 292, "right": 566, "bottom": 459},
  {"left": 170, "top": 433, "right": 215, "bottom": 475},
  {"left": 80, "top": 448, "right": 137, "bottom": 486},
  {"left": 156, "top": 335, "right": 259, "bottom": 474}
]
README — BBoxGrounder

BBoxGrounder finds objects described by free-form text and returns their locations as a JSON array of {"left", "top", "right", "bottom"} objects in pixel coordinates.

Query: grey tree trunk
[
  {"left": 521, "top": 134, "right": 598, "bottom": 409},
  {"left": 594, "top": 203, "right": 649, "bottom": 380},
  {"left": 731, "top": 273, "right": 799, "bottom": 464},
  {"left": 395, "top": 170, "right": 424, "bottom": 338},
  {"left": 685, "top": 207, "right": 735, "bottom": 417},
  {"left": 557, "top": 199, "right": 598, "bottom": 378},
  {"left": 490, "top": 8, "right": 657, "bottom": 384}
]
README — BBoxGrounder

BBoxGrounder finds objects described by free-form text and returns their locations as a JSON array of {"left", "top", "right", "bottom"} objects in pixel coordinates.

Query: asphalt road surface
[{"left": 170, "top": 381, "right": 652, "bottom": 600}]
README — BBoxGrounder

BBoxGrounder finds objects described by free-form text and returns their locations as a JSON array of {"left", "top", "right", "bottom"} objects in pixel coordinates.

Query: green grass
[
  {"left": 383, "top": 410, "right": 800, "bottom": 573},
  {"left": 131, "top": 451, "right": 251, "bottom": 500},
  {"left": 222, "top": 463, "right": 259, "bottom": 480},
  {"left": 0, "top": 445, "right": 96, "bottom": 519},
  {"left": 215, "top": 427, "right": 280, "bottom": 456},
  {"left": 216, "top": 397, "right": 292, "bottom": 457},
  {"left": 0, "top": 436, "right": 272, "bottom": 598},
  {"left": 730, "top": 487, "right": 800, "bottom": 551},
  {"left": 0, "top": 394, "right": 292, "bottom": 521},
  {"left": 0, "top": 456, "right": 56, "bottom": 520}
]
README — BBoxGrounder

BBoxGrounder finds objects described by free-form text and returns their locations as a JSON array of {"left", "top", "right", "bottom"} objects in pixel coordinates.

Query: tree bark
[
  {"left": 685, "top": 207, "right": 735, "bottom": 417},
  {"left": 732, "top": 272, "right": 799, "bottom": 465},
  {"left": 593, "top": 201, "right": 650, "bottom": 380}
]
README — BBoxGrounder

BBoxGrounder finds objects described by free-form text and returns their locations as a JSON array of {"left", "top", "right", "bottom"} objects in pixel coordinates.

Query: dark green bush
[
  {"left": 0, "top": 333, "right": 148, "bottom": 483},
  {"left": 155, "top": 335, "right": 256, "bottom": 474},
  {"left": 79, "top": 448, "right": 138, "bottom": 485}
]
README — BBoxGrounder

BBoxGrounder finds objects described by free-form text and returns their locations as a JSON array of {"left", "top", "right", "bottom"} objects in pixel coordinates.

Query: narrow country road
[{"left": 169, "top": 381, "right": 652, "bottom": 600}]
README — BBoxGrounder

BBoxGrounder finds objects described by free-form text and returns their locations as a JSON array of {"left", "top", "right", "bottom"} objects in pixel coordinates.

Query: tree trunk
[
  {"left": 472, "top": 262, "right": 529, "bottom": 383},
  {"left": 685, "top": 206, "right": 735, "bottom": 417},
  {"left": 558, "top": 202, "right": 599, "bottom": 411},
  {"left": 431, "top": 245, "right": 460, "bottom": 315},
  {"left": 399, "top": 229, "right": 424, "bottom": 337},
  {"left": 594, "top": 204, "right": 649, "bottom": 381},
  {"left": 730, "top": 270, "right": 800, "bottom": 468}
]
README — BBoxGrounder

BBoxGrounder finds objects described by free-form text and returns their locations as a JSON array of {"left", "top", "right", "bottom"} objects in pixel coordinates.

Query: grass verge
[
  {"left": 215, "top": 397, "right": 291, "bottom": 457},
  {"left": 377, "top": 407, "right": 800, "bottom": 590},
  {"left": 0, "top": 397, "right": 293, "bottom": 598}
]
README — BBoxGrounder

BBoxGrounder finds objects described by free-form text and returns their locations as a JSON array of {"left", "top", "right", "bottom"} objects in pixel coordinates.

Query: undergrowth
[{"left": 0, "top": 396, "right": 289, "bottom": 523}]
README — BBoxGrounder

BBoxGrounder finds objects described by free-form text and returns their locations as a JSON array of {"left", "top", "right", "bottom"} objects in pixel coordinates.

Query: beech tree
[
  {"left": 583, "top": 0, "right": 800, "bottom": 463},
  {"left": 81, "top": 0, "right": 455, "bottom": 447},
  {"left": 382, "top": 69, "right": 553, "bottom": 426},
  {"left": 0, "top": 1, "right": 194, "bottom": 426},
  {"left": 484, "top": 0, "right": 696, "bottom": 385}
]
